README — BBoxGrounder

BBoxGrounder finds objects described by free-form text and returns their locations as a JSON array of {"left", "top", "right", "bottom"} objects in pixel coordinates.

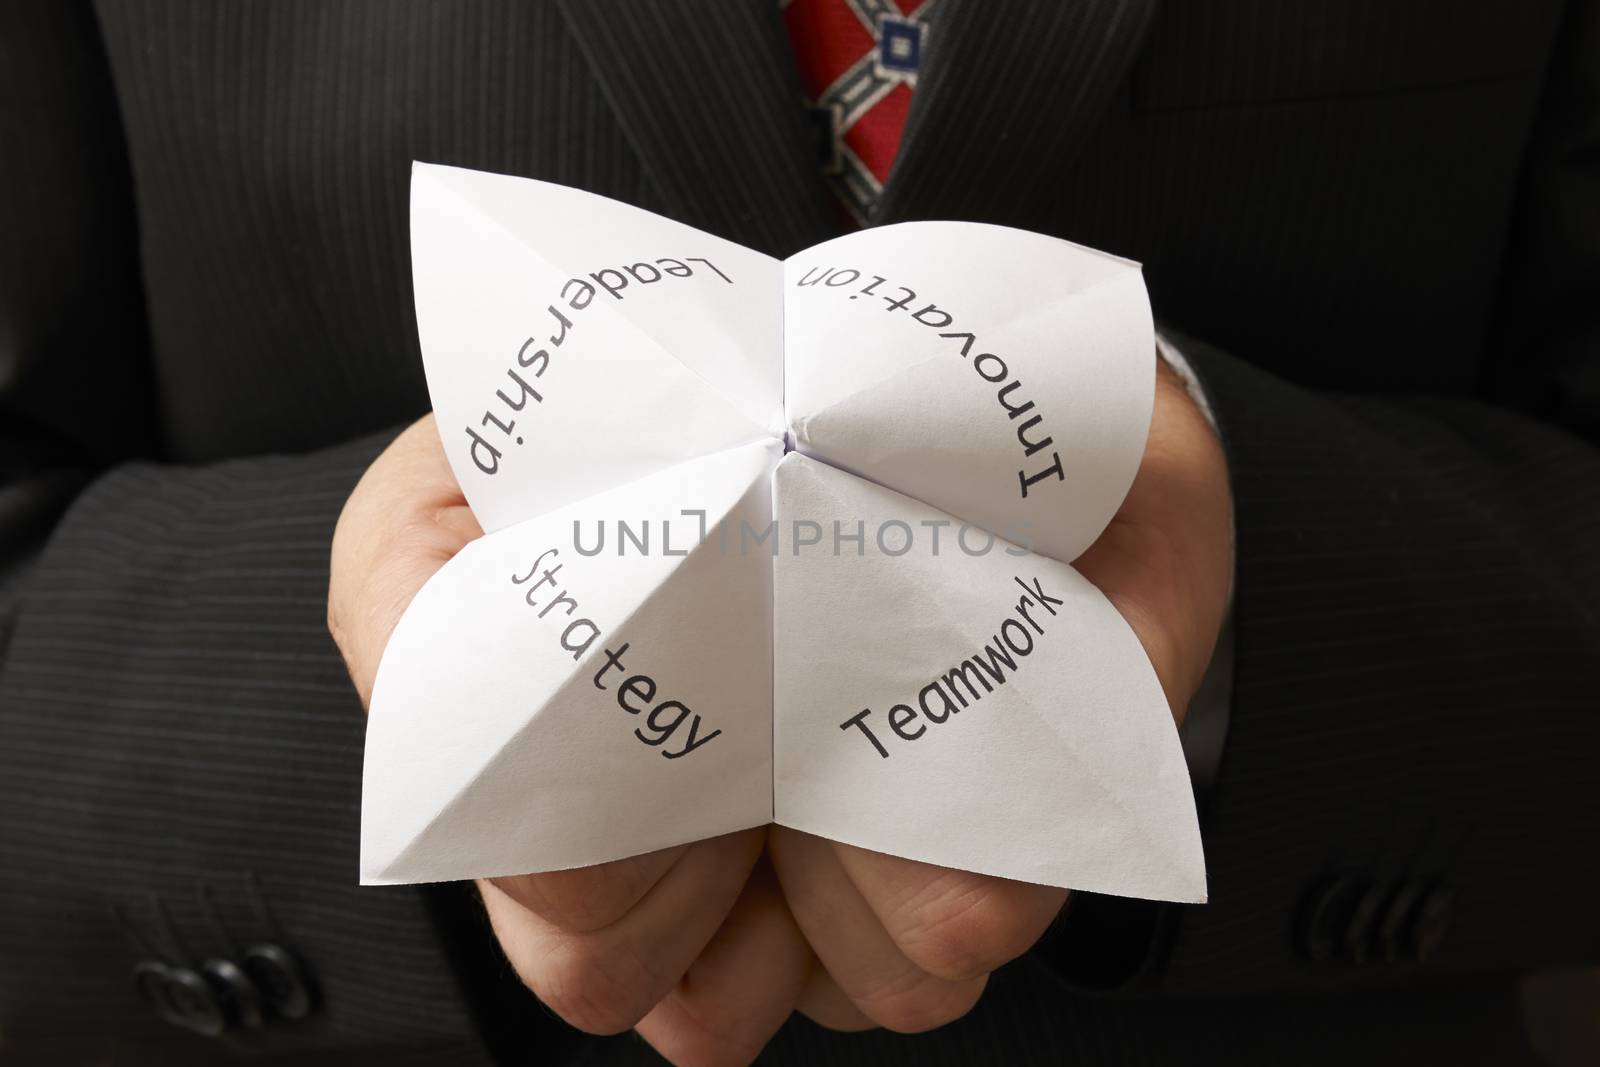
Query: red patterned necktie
[{"left": 783, "top": 0, "right": 937, "bottom": 224}]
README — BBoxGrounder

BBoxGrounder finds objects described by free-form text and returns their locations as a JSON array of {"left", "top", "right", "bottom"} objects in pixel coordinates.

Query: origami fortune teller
[{"left": 360, "top": 162, "right": 1206, "bottom": 903}]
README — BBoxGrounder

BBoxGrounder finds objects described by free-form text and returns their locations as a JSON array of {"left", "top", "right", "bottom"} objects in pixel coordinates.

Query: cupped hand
[
  {"left": 328, "top": 414, "right": 486, "bottom": 709},
  {"left": 482, "top": 834, "right": 810, "bottom": 1063},
  {"left": 770, "top": 357, "right": 1233, "bottom": 1034},
  {"left": 331, "top": 354, "right": 1233, "bottom": 1054},
  {"left": 328, "top": 416, "right": 809, "bottom": 1063}
]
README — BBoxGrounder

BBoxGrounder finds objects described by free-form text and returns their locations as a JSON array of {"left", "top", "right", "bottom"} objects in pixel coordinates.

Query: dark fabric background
[{"left": 1, "top": 0, "right": 1596, "bottom": 1062}]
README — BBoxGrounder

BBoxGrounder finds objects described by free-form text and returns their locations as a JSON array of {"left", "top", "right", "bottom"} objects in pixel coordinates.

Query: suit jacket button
[
  {"left": 1407, "top": 886, "right": 1453, "bottom": 961},
  {"left": 134, "top": 960, "right": 227, "bottom": 1037},
  {"left": 202, "top": 957, "right": 265, "bottom": 1029},
  {"left": 242, "top": 942, "right": 314, "bottom": 1020},
  {"left": 1298, "top": 875, "right": 1362, "bottom": 963},
  {"left": 1340, "top": 881, "right": 1387, "bottom": 964},
  {"left": 1374, "top": 882, "right": 1425, "bottom": 963}
]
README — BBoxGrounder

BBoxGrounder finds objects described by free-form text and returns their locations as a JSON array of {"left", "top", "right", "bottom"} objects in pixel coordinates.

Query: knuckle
[
  {"left": 512, "top": 857, "right": 663, "bottom": 933},
  {"left": 531, "top": 941, "right": 657, "bottom": 1036},
  {"left": 892, "top": 883, "right": 1031, "bottom": 981},
  {"left": 855, "top": 971, "right": 984, "bottom": 1034},
  {"left": 656, "top": 1003, "right": 769, "bottom": 1067},
  {"left": 325, "top": 598, "right": 344, "bottom": 646},
  {"left": 393, "top": 513, "right": 441, "bottom": 552},
  {"left": 537, "top": 889, "right": 629, "bottom": 934},
  {"left": 325, "top": 600, "right": 366, "bottom": 701},
  {"left": 553, "top": 863, "right": 655, "bottom": 932}
]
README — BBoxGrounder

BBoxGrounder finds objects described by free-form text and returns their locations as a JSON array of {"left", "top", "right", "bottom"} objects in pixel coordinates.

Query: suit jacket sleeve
[
  {"left": 1055, "top": 0, "right": 1600, "bottom": 995},
  {"left": 0, "top": 3, "right": 498, "bottom": 1057}
]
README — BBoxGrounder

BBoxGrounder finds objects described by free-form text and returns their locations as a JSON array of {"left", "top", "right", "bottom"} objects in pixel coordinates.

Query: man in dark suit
[{"left": 2, "top": 1, "right": 1596, "bottom": 1064}]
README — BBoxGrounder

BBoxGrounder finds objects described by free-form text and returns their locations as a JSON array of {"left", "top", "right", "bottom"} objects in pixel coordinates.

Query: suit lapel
[
  {"left": 877, "top": 0, "right": 1160, "bottom": 223},
  {"left": 555, "top": 0, "right": 839, "bottom": 256}
]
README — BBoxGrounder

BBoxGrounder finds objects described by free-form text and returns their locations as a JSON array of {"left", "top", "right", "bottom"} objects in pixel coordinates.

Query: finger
[
  {"left": 481, "top": 829, "right": 762, "bottom": 1035},
  {"left": 391, "top": 416, "right": 482, "bottom": 550},
  {"left": 426, "top": 499, "right": 484, "bottom": 546},
  {"left": 768, "top": 828, "right": 985, "bottom": 1033},
  {"left": 491, "top": 843, "right": 689, "bottom": 933},
  {"left": 635, "top": 860, "right": 810, "bottom": 1066},
  {"left": 795, "top": 963, "right": 877, "bottom": 1032},
  {"left": 386, "top": 414, "right": 466, "bottom": 498},
  {"left": 1073, "top": 359, "right": 1231, "bottom": 717},
  {"left": 832, "top": 842, "right": 1067, "bottom": 982},
  {"left": 330, "top": 415, "right": 484, "bottom": 706}
]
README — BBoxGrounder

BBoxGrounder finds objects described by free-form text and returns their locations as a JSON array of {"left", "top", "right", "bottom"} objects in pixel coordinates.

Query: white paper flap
[
  {"left": 772, "top": 453, "right": 1205, "bottom": 901},
  {"left": 411, "top": 163, "right": 781, "bottom": 533},
  {"left": 362, "top": 442, "right": 779, "bottom": 884},
  {"left": 366, "top": 166, "right": 1205, "bottom": 903},
  {"left": 783, "top": 222, "right": 1154, "bottom": 565}
]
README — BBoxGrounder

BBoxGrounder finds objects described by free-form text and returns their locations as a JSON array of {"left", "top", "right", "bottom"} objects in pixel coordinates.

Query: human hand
[
  {"left": 770, "top": 357, "right": 1233, "bottom": 1033},
  {"left": 328, "top": 415, "right": 810, "bottom": 1063},
  {"left": 328, "top": 414, "right": 485, "bottom": 708},
  {"left": 482, "top": 847, "right": 812, "bottom": 1063}
]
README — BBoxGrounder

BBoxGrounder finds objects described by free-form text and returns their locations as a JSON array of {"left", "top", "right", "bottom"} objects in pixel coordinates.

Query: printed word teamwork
[
  {"left": 508, "top": 552, "right": 1069, "bottom": 767},
  {"left": 840, "top": 576, "right": 1065, "bottom": 758},
  {"left": 463, "top": 254, "right": 1064, "bottom": 501}
]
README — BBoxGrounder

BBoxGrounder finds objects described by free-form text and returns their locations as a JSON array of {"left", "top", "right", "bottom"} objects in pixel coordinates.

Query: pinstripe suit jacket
[{"left": 2, "top": 0, "right": 1596, "bottom": 1063}]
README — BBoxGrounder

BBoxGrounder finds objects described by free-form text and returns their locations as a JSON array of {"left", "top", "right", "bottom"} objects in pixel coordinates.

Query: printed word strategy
[{"left": 510, "top": 549, "right": 722, "bottom": 760}]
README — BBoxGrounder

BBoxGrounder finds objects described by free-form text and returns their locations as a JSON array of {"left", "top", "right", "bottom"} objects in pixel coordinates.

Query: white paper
[
  {"left": 409, "top": 163, "right": 780, "bottom": 534},
  {"left": 362, "top": 162, "right": 1204, "bottom": 901},
  {"left": 785, "top": 222, "right": 1153, "bottom": 564},
  {"left": 363, "top": 441, "right": 778, "bottom": 884},
  {"left": 772, "top": 454, "right": 1203, "bottom": 901}
]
